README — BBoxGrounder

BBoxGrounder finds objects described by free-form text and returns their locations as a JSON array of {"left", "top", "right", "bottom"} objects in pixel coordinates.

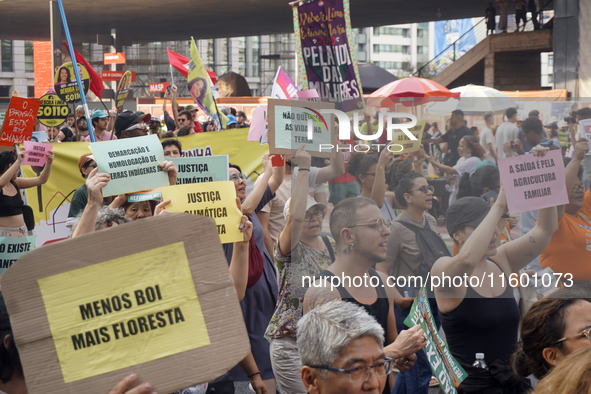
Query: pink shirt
[{"left": 85, "top": 131, "right": 117, "bottom": 142}]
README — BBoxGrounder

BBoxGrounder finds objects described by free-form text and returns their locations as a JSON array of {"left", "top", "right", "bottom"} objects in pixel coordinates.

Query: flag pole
[{"left": 56, "top": 0, "right": 95, "bottom": 142}]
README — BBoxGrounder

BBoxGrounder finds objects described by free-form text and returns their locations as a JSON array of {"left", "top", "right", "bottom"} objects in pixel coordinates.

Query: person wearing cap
[
  {"left": 114, "top": 110, "right": 151, "bottom": 139},
  {"left": 86, "top": 109, "right": 117, "bottom": 142},
  {"left": 496, "top": 107, "right": 519, "bottom": 159},
  {"left": 67, "top": 153, "right": 99, "bottom": 220},
  {"left": 147, "top": 115, "right": 162, "bottom": 136},
  {"left": 431, "top": 179, "right": 558, "bottom": 391},
  {"left": 264, "top": 146, "right": 335, "bottom": 394},
  {"left": 181, "top": 104, "right": 203, "bottom": 133},
  {"left": 75, "top": 104, "right": 84, "bottom": 119},
  {"left": 225, "top": 115, "right": 238, "bottom": 129}
]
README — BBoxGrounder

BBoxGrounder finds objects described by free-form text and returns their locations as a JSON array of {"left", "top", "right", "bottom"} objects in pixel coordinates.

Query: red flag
[
  {"left": 167, "top": 47, "right": 216, "bottom": 84},
  {"left": 63, "top": 42, "right": 104, "bottom": 98}
]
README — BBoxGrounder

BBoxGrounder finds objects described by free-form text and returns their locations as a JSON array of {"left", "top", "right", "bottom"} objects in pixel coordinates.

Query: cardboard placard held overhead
[
  {"left": 0, "top": 96, "right": 41, "bottom": 147},
  {"left": 267, "top": 98, "right": 336, "bottom": 158},
  {"left": 1, "top": 214, "right": 249, "bottom": 394}
]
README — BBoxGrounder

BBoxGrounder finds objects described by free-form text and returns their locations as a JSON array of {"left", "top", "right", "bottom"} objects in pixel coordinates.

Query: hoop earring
[{"left": 343, "top": 243, "right": 354, "bottom": 255}]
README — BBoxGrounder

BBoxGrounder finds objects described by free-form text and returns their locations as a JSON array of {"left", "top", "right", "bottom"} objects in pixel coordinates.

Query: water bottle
[{"left": 472, "top": 353, "right": 488, "bottom": 369}]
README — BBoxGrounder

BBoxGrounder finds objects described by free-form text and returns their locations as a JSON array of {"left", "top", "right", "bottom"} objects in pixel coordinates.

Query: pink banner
[
  {"left": 247, "top": 106, "right": 267, "bottom": 143},
  {"left": 270, "top": 67, "right": 299, "bottom": 100},
  {"left": 498, "top": 149, "right": 569, "bottom": 213},
  {"left": 22, "top": 141, "right": 52, "bottom": 166}
]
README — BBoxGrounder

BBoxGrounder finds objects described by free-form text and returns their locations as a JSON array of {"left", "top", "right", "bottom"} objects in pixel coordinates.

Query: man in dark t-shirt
[{"left": 423, "top": 110, "right": 472, "bottom": 166}]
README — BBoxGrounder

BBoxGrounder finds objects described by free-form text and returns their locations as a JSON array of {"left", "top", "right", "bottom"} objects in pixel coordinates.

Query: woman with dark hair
[
  {"left": 56, "top": 66, "right": 71, "bottom": 84},
  {"left": 457, "top": 163, "right": 500, "bottom": 200},
  {"left": 431, "top": 178, "right": 558, "bottom": 392},
  {"left": 427, "top": 135, "right": 485, "bottom": 176},
  {"left": 188, "top": 77, "right": 207, "bottom": 104},
  {"left": 0, "top": 148, "right": 53, "bottom": 237},
  {"left": 511, "top": 298, "right": 591, "bottom": 380}
]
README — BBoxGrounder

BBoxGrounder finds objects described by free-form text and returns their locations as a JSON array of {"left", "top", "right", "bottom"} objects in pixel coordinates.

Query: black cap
[
  {"left": 575, "top": 107, "right": 591, "bottom": 119},
  {"left": 115, "top": 110, "right": 151, "bottom": 136},
  {"left": 446, "top": 197, "right": 490, "bottom": 238}
]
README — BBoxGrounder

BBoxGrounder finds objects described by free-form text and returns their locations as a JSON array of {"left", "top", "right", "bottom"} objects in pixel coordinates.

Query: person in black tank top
[
  {"left": 432, "top": 189, "right": 558, "bottom": 393},
  {"left": 303, "top": 197, "right": 428, "bottom": 393}
]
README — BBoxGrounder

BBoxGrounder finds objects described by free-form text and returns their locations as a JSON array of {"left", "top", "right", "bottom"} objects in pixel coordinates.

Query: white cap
[{"left": 283, "top": 195, "right": 325, "bottom": 222}]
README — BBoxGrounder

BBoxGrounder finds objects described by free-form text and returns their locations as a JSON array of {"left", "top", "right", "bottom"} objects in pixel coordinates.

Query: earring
[{"left": 343, "top": 243, "right": 354, "bottom": 255}]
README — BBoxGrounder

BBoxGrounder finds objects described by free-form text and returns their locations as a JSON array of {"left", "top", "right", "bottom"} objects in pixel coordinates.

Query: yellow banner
[
  {"left": 38, "top": 242, "right": 209, "bottom": 383},
  {"left": 160, "top": 181, "right": 243, "bottom": 243},
  {"left": 21, "top": 130, "right": 268, "bottom": 247}
]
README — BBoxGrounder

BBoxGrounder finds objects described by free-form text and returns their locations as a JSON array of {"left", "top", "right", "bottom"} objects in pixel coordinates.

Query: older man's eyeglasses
[
  {"left": 230, "top": 173, "right": 247, "bottom": 182},
  {"left": 307, "top": 358, "right": 394, "bottom": 381},
  {"left": 555, "top": 327, "right": 591, "bottom": 345},
  {"left": 304, "top": 209, "right": 325, "bottom": 221}
]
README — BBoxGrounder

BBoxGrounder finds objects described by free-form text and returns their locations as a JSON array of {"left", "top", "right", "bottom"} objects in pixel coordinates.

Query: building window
[
  {"left": 417, "top": 46, "right": 425, "bottom": 55},
  {"left": 25, "top": 41, "right": 34, "bottom": 72},
  {"left": 373, "top": 27, "right": 410, "bottom": 37},
  {"left": 374, "top": 44, "right": 409, "bottom": 53},
  {"left": 27, "top": 86, "right": 35, "bottom": 98},
  {"left": 1, "top": 40, "right": 13, "bottom": 72},
  {"left": 402, "top": 46, "right": 409, "bottom": 54},
  {"left": 417, "top": 29, "right": 424, "bottom": 38}
]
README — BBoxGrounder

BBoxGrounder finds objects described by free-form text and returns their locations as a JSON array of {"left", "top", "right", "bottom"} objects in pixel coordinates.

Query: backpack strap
[{"left": 321, "top": 234, "right": 336, "bottom": 263}]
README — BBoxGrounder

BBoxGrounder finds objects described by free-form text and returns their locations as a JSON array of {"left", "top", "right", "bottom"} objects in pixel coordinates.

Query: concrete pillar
[
  {"left": 578, "top": 0, "right": 591, "bottom": 97},
  {"left": 484, "top": 53, "right": 494, "bottom": 87},
  {"left": 553, "top": 0, "right": 579, "bottom": 95}
]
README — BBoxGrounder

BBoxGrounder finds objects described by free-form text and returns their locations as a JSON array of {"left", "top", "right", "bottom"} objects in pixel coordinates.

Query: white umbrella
[{"left": 424, "top": 84, "right": 517, "bottom": 115}]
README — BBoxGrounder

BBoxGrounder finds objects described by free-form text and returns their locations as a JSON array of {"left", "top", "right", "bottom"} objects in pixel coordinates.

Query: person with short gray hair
[{"left": 298, "top": 301, "right": 392, "bottom": 394}]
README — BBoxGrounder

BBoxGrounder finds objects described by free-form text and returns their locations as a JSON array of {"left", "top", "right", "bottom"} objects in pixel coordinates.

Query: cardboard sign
[
  {"left": 90, "top": 134, "right": 169, "bottom": 197},
  {"left": 54, "top": 62, "right": 90, "bottom": 103},
  {"left": 0, "top": 96, "right": 41, "bottom": 146},
  {"left": 149, "top": 82, "right": 170, "bottom": 94},
  {"left": 0, "top": 236, "right": 36, "bottom": 275},
  {"left": 1, "top": 214, "right": 249, "bottom": 393},
  {"left": 160, "top": 182, "right": 243, "bottom": 243},
  {"left": 116, "top": 71, "right": 133, "bottom": 110},
  {"left": 395, "top": 121, "right": 426, "bottom": 154},
  {"left": 37, "top": 93, "right": 69, "bottom": 127},
  {"left": 23, "top": 141, "right": 52, "bottom": 166},
  {"left": 101, "top": 70, "right": 136, "bottom": 82},
  {"left": 170, "top": 155, "right": 229, "bottom": 185},
  {"left": 498, "top": 149, "right": 569, "bottom": 214},
  {"left": 267, "top": 99, "right": 336, "bottom": 158},
  {"left": 404, "top": 286, "right": 467, "bottom": 394},
  {"left": 247, "top": 106, "right": 267, "bottom": 143},
  {"left": 579, "top": 119, "right": 591, "bottom": 154},
  {"left": 104, "top": 52, "right": 126, "bottom": 65}
]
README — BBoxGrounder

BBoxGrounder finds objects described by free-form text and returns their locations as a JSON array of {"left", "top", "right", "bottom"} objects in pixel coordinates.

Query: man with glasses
[
  {"left": 114, "top": 110, "right": 151, "bottom": 139},
  {"left": 298, "top": 300, "right": 393, "bottom": 394},
  {"left": 303, "top": 196, "right": 427, "bottom": 393}
]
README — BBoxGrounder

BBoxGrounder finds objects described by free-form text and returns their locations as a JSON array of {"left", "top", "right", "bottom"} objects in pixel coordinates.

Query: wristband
[{"left": 248, "top": 371, "right": 261, "bottom": 379}]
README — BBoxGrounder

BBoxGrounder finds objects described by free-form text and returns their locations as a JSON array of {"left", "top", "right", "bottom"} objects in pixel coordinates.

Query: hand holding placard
[{"left": 22, "top": 141, "right": 53, "bottom": 166}]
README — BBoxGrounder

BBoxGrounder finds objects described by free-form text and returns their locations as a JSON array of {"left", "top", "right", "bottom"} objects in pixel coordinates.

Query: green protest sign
[
  {"left": 128, "top": 191, "right": 162, "bottom": 202},
  {"left": 404, "top": 286, "right": 468, "bottom": 394},
  {"left": 0, "top": 236, "right": 36, "bottom": 275},
  {"left": 90, "top": 134, "right": 168, "bottom": 197},
  {"left": 170, "top": 155, "right": 229, "bottom": 185}
]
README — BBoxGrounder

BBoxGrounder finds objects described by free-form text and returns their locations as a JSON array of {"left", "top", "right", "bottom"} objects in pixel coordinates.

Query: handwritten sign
[
  {"left": 579, "top": 119, "right": 591, "bottom": 154},
  {"left": 90, "top": 134, "right": 168, "bottom": 197},
  {"left": 23, "top": 141, "right": 52, "bottom": 166},
  {"left": 149, "top": 82, "right": 170, "bottom": 94},
  {"left": 405, "top": 286, "right": 467, "bottom": 394},
  {"left": 498, "top": 149, "right": 569, "bottom": 213},
  {"left": 54, "top": 62, "right": 90, "bottom": 104},
  {"left": 0, "top": 236, "right": 36, "bottom": 275},
  {"left": 267, "top": 99, "right": 336, "bottom": 158},
  {"left": 38, "top": 242, "right": 209, "bottom": 382},
  {"left": 0, "top": 96, "right": 41, "bottom": 146},
  {"left": 37, "top": 93, "right": 69, "bottom": 127},
  {"left": 170, "top": 155, "right": 228, "bottom": 185},
  {"left": 160, "top": 182, "right": 243, "bottom": 243}
]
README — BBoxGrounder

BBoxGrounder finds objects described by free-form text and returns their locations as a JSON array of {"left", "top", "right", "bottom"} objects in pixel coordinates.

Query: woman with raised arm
[
  {"left": 432, "top": 169, "right": 557, "bottom": 391},
  {"left": 265, "top": 146, "right": 335, "bottom": 394},
  {"left": 0, "top": 148, "right": 53, "bottom": 237}
]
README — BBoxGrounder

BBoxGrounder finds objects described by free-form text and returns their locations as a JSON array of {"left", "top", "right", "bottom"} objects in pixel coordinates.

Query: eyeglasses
[
  {"left": 307, "top": 358, "right": 394, "bottom": 381},
  {"left": 305, "top": 209, "right": 325, "bottom": 221},
  {"left": 349, "top": 218, "right": 391, "bottom": 231},
  {"left": 555, "top": 327, "right": 591, "bottom": 345},
  {"left": 230, "top": 173, "right": 247, "bottom": 182},
  {"left": 412, "top": 185, "right": 435, "bottom": 194}
]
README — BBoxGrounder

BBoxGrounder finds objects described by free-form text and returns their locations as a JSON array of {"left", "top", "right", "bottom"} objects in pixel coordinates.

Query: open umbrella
[
  {"left": 358, "top": 63, "right": 398, "bottom": 93},
  {"left": 424, "top": 84, "right": 517, "bottom": 115},
  {"left": 368, "top": 76, "right": 460, "bottom": 106}
]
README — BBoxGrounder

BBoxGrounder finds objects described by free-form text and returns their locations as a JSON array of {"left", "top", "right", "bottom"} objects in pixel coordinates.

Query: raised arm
[
  {"left": 15, "top": 150, "right": 54, "bottom": 189},
  {"left": 72, "top": 168, "right": 109, "bottom": 238},
  {"left": 315, "top": 151, "right": 345, "bottom": 184},
  {"left": 158, "top": 160, "right": 178, "bottom": 185},
  {"left": 370, "top": 147, "right": 393, "bottom": 208},
  {"left": 229, "top": 208, "right": 253, "bottom": 301},
  {"left": 278, "top": 146, "right": 310, "bottom": 254},
  {"left": 171, "top": 84, "right": 180, "bottom": 129},
  {"left": 241, "top": 154, "right": 274, "bottom": 215},
  {"left": 558, "top": 139, "right": 588, "bottom": 219},
  {"left": 427, "top": 155, "right": 457, "bottom": 175}
]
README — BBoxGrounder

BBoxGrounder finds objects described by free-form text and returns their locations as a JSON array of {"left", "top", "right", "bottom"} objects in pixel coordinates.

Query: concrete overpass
[{"left": 0, "top": 0, "right": 547, "bottom": 44}]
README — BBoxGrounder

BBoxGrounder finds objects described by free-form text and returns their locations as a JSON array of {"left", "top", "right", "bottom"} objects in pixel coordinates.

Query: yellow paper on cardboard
[
  {"left": 38, "top": 242, "right": 210, "bottom": 383},
  {"left": 160, "top": 181, "right": 243, "bottom": 243}
]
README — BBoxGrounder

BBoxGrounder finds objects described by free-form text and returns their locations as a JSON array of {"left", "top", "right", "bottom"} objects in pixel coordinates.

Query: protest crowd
[{"left": 0, "top": 6, "right": 591, "bottom": 394}]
